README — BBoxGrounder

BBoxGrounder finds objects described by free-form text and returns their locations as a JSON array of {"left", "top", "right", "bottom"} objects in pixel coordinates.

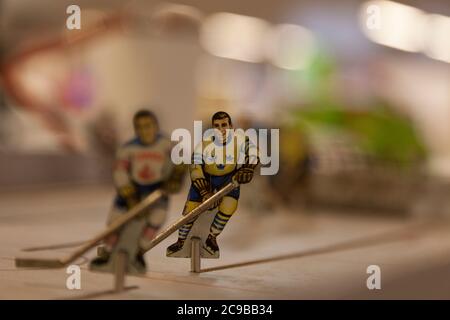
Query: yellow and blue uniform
[
  {"left": 187, "top": 133, "right": 241, "bottom": 202},
  {"left": 178, "top": 131, "right": 258, "bottom": 240}
]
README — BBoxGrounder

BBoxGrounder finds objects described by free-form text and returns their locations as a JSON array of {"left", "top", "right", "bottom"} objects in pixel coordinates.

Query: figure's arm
[
  {"left": 156, "top": 138, "right": 187, "bottom": 194},
  {"left": 190, "top": 142, "right": 211, "bottom": 199},
  {"left": 234, "top": 137, "right": 259, "bottom": 184},
  {"left": 113, "top": 146, "right": 138, "bottom": 207},
  {"left": 162, "top": 141, "right": 187, "bottom": 194},
  {"left": 164, "top": 164, "right": 187, "bottom": 193}
]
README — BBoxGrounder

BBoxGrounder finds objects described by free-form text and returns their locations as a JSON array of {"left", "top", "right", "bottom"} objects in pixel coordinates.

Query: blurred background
[
  {"left": 1, "top": 0, "right": 449, "bottom": 217},
  {"left": 1, "top": 0, "right": 450, "bottom": 299}
]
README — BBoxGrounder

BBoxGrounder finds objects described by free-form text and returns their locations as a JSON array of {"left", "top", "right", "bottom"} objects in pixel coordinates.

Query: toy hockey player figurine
[
  {"left": 91, "top": 109, "right": 184, "bottom": 270},
  {"left": 167, "top": 111, "right": 258, "bottom": 256}
]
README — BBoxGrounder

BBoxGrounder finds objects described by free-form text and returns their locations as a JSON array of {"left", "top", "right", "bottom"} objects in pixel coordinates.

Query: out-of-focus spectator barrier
[
  {"left": 268, "top": 104, "right": 433, "bottom": 215},
  {"left": 0, "top": 151, "right": 112, "bottom": 190}
]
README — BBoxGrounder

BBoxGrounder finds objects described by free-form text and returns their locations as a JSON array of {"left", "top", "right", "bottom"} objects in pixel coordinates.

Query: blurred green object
[{"left": 292, "top": 104, "right": 427, "bottom": 165}]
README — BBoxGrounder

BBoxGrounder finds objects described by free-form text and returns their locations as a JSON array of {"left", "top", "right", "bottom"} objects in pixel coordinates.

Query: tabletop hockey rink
[{"left": 2, "top": 184, "right": 450, "bottom": 299}]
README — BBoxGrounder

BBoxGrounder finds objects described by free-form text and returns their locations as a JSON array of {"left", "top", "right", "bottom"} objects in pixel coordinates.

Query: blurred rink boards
[{"left": 0, "top": 0, "right": 449, "bottom": 216}]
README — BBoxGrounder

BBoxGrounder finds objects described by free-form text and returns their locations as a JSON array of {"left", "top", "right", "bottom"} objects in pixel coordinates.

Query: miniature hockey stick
[
  {"left": 15, "top": 190, "right": 164, "bottom": 269},
  {"left": 22, "top": 240, "right": 87, "bottom": 252},
  {"left": 142, "top": 180, "right": 239, "bottom": 253}
]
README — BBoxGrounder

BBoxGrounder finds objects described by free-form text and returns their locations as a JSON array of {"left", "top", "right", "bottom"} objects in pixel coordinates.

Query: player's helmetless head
[
  {"left": 133, "top": 109, "right": 159, "bottom": 145},
  {"left": 212, "top": 111, "right": 232, "bottom": 143}
]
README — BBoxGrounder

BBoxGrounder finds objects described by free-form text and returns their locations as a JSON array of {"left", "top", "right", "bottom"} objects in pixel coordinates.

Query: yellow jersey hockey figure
[{"left": 167, "top": 111, "right": 259, "bottom": 256}]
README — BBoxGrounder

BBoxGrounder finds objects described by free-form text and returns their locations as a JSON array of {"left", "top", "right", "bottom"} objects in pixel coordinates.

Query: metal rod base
[
  {"left": 190, "top": 237, "right": 201, "bottom": 273},
  {"left": 114, "top": 251, "right": 128, "bottom": 292}
]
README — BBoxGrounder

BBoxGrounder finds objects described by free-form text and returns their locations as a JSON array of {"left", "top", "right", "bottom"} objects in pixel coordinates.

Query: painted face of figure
[
  {"left": 212, "top": 117, "right": 232, "bottom": 143},
  {"left": 135, "top": 116, "right": 157, "bottom": 145}
]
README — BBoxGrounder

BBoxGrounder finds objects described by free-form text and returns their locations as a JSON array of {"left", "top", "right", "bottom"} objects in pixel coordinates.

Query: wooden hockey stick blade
[
  {"left": 22, "top": 240, "right": 87, "bottom": 252},
  {"left": 142, "top": 181, "right": 239, "bottom": 253},
  {"left": 15, "top": 257, "right": 65, "bottom": 268},
  {"left": 15, "top": 190, "right": 164, "bottom": 269}
]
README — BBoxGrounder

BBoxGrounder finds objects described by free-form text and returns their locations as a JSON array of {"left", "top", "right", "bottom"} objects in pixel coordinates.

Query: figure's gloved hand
[
  {"left": 193, "top": 178, "right": 220, "bottom": 209},
  {"left": 163, "top": 164, "right": 186, "bottom": 194},
  {"left": 118, "top": 184, "right": 138, "bottom": 209},
  {"left": 193, "top": 178, "right": 209, "bottom": 197},
  {"left": 234, "top": 166, "right": 255, "bottom": 184},
  {"left": 163, "top": 180, "right": 181, "bottom": 194},
  {"left": 201, "top": 191, "right": 222, "bottom": 210}
]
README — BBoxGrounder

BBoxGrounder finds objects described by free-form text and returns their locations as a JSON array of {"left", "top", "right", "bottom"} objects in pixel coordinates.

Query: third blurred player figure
[{"left": 167, "top": 111, "right": 259, "bottom": 256}]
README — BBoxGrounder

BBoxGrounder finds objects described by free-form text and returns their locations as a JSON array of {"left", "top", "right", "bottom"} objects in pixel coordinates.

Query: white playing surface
[{"left": 2, "top": 184, "right": 450, "bottom": 299}]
